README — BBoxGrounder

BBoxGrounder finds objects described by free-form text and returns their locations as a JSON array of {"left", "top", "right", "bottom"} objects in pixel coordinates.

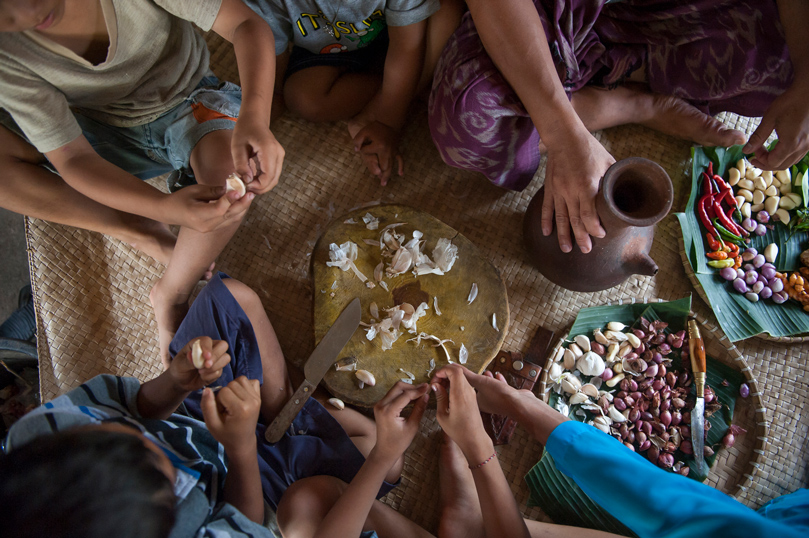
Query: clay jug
[{"left": 523, "top": 157, "right": 673, "bottom": 292}]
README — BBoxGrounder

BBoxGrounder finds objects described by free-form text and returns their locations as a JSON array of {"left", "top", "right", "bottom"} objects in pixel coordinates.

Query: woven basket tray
[
  {"left": 677, "top": 232, "right": 809, "bottom": 343},
  {"left": 538, "top": 303, "right": 767, "bottom": 499}
]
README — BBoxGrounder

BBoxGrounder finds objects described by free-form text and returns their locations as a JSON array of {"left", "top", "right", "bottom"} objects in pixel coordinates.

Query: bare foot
[
  {"left": 149, "top": 282, "right": 190, "bottom": 369},
  {"left": 438, "top": 434, "right": 484, "bottom": 538},
  {"left": 640, "top": 93, "right": 747, "bottom": 147},
  {"left": 571, "top": 85, "right": 747, "bottom": 147}
]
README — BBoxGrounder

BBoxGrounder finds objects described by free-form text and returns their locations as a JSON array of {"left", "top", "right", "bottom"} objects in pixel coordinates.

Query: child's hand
[
  {"left": 232, "top": 117, "right": 285, "bottom": 195},
  {"left": 167, "top": 184, "right": 254, "bottom": 232},
  {"left": 431, "top": 365, "right": 493, "bottom": 460},
  {"left": 201, "top": 376, "right": 261, "bottom": 455},
  {"left": 352, "top": 122, "right": 404, "bottom": 186},
  {"left": 168, "top": 337, "right": 231, "bottom": 393},
  {"left": 371, "top": 381, "right": 430, "bottom": 464}
]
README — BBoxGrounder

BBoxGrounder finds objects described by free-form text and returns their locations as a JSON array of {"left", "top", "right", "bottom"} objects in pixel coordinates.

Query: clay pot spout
[{"left": 627, "top": 252, "right": 659, "bottom": 278}]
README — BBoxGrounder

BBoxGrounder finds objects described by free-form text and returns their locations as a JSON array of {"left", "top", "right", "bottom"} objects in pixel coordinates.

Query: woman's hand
[
  {"left": 168, "top": 336, "right": 231, "bottom": 393},
  {"left": 371, "top": 381, "right": 430, "bottom": 464},
  {"left": 745, "top": 77, "right": 809, "bottom": 171},
  {"left": 431, "top": 365, "right": 494, "bottom": 462}
]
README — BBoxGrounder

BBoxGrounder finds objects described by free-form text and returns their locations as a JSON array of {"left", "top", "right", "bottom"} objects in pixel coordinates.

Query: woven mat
[{"left": 24, "top": 35, "right": 808, "bottom": 534}]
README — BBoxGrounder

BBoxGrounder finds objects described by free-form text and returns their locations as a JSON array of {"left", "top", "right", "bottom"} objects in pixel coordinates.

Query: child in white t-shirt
[{"left": 0, "top": 0, "right": 284, "bottom": 367}]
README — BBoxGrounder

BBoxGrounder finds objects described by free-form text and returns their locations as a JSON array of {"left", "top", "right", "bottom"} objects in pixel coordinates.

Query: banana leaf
[
  {"left": 535, "top": 300, "right": 744, "bottom": 534},
  {"left": 676, "top": 145, "right": 809, "bottom": 341}
]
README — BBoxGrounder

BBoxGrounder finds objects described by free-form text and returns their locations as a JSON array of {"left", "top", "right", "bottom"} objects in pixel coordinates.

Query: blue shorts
[
  {"left": 0, "top": 74, "right": 241, "bottom": 184},
  {"left": 170, "top": 273, "right": 397, "bottom": 511}
]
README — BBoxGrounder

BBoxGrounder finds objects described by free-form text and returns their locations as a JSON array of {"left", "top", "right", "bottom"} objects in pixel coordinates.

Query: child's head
[
  {"left": 0, "top": 424, "right": 176, "bottom": 538},
  {"left": 0, "top": 1, "right": 66, "bottom": 33}
]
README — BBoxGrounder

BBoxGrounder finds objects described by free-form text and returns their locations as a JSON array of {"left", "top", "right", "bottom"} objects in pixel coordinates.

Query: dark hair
[{"left": 0, "top": 429, "right": 176, "bottom": 538}]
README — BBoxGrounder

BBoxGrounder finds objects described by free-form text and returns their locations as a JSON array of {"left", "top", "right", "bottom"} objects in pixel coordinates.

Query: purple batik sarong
[{"left": 428, "top": 0, "right": 793, "bottom": 191}]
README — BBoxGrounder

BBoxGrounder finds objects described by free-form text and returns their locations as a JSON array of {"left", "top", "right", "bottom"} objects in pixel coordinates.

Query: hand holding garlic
[
  {"left": 169, "top": 336, "right": 231, "bottom": 392},
  {"left": 432, "top": 365, "right": 493, "bottom": 462},
  {"left": 231, "top": 117, "right": 285, "bottom": 194},
  {"left": 166, "top": 183, "right": 254, "bottom": 233},
  {"left": 371, "top": 381, "right": 430, "bottom": 464}
]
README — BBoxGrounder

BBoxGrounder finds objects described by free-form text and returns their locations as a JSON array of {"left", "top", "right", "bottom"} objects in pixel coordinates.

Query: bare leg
[
  {"left": 277, "top": 476, "right": 435, "bottom": 538},
  {"left": 437, "top": 434, "right": 485, "bottom": 538},
  {"left": 220, "top": 279, "right": 293, "bottom": 421},
  {"left": 150, "top": 129, "right": 246, "bottom": 368},
  {"left": 570, "top": 84, "right": 747, "bottom": 147},
  {"left": 0, "top": 126, "right": 176, "bottom": 263},
  {"left": 284, "top": 66, "right": 382, "bottom": 123},
  {"left": 418, "top": 0, "right": 465, "bottom": 94}
]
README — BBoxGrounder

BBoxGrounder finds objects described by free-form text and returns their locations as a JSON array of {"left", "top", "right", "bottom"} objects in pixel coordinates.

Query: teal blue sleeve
[{"left": 545, "top": 421, "right": 809, "bottom": 538}]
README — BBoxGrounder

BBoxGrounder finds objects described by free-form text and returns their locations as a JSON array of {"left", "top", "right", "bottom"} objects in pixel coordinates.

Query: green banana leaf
[
  {"left": 535, "top": 300, "right": 744, "bottom": 535},
  {"left": 675, "top": 145, "right": 809, "bottom": 341}
]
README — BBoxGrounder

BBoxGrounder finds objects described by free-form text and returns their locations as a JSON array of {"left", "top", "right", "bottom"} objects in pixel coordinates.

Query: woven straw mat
[{"left": 23, "top": 34, "right": 807, "bottom": 534}]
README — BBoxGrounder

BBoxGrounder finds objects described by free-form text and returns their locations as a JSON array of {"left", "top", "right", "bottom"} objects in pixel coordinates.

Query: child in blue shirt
[
  {"left": 0, "top": 0, "right": 285, "bottom": 368},
  {"left": 244, "top": 0, "right": 461, "bottom": 185}
]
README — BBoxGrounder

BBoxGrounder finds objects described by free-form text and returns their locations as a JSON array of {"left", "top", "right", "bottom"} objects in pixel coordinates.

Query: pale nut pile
[{"left": 727, "top": 158, "right": 797, "bottom": 224}]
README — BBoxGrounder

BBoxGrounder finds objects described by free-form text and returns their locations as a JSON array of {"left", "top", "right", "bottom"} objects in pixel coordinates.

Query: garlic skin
[
  {"left": 577, "top": 351, "right": 606, "bottom": 377},
  {"left": 467, "top": 283, "right": 478, "bottom": 304},
  {"left": 459, "top": 343, "right": 468, "bottom": 364},
  {"left": 326, "top": 242, "right": 369, "bottom": 282},
  {"left": 432, "top": 238, "right": 459, "bottom": 272}
]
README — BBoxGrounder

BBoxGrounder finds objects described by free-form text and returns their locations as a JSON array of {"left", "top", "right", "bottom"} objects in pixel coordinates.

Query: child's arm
[
  {"left": 201, "top": 376, "right": 264, "bottom": 524},
  {"left": 211, "top": 0, "right": 284, "bottom": 194},
  {"left": 352, "top": 21, "right": 428, "bottom": 185},
  {"left": 307, "top": 382, "right": 430, "bottom": 538},
  {"left": 45, "top": 137, "right": 252, "bottom": 233},
  {"left": 137, "top": 337, "right": 232, "bottom": 420}
]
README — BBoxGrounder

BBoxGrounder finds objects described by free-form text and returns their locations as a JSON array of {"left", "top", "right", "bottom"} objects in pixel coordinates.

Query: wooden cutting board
[{"left": 313, "top": 204, "right": 509, "bottom": 407}]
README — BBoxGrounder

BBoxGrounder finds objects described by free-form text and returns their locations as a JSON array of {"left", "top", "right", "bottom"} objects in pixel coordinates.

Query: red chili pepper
[
  {"left": 714, "top": 199, "right": 745, "bottom": 237},
  {"left": 702, "top": 172, "right": 714, "bottom": 197},
  {"left": 707, "top": 162, "right": 713, "bottom": 177},
  {"left": 727, "top": 250, "right": 739, "bottom": 258},
  {"left": 723, "top": 189, "right": 738, "bottom": 208},
  {"left": 705, "top": 233, "right": 721, "bottom": 251},
  {"left": 707, "top": 251, "right": 728, "bottom": 260},
  {"left": 723, "top": 205, "right": 748, "bottom": 237},
  {"left": 722, "top": 244, "right": 731, "bottom": 253},
  {"left": 713, "top": 174, "right": 730, "bottom": 191},
  {"left": 728, "top": 243, "right": 739, "bottom": 252},
  {"left": 697, "top": 195, "right": 717, "bottom": 235}
]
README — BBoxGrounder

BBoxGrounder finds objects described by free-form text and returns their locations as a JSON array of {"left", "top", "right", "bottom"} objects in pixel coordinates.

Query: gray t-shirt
[
  {"left": 0, "top": 0, "right": 223, "bottom": 154},
  {"left": 244, "top": 0, "right": 440, "bottom": 55}
]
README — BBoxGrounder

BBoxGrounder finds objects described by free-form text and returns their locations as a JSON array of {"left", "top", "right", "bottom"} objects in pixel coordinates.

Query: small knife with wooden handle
[{"left": 687, "top": 319, "right": 707, "bottom": 476}]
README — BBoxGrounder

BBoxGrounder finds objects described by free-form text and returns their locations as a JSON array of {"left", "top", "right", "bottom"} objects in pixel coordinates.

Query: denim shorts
[{"left": 0, "top": 74, "right": 241, "bottom": 184}]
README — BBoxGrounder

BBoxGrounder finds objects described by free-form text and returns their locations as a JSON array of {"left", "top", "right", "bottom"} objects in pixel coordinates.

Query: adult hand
[
  {"left": 431, "top": 365, "right": 493, "bottom": 460},
  {"left": 372, "top": 381, "right": 430, "bottom": 464},
  {"left": 433, "top": 365, "right": 532, "bottom": 418},
  {"left": 232, "top": 117, "right": 285, "bottom": 194},
  {"left": 166, "top": 184, "right": 254, "bottom": 232},
  {"left": 745, "top": 77, "right": 809, "bottom": 171},
  {"left": 541, "top": 131, "right": 614, "bottom": 253},
  {"left": 201, "top": 376, "right": 261, "bottom": 455},
  {"left": 353, "top": 121, "right": 404, "bottom": 186},
  {"left": 168, "top": 336, "right": 231, "bottom": 393}
]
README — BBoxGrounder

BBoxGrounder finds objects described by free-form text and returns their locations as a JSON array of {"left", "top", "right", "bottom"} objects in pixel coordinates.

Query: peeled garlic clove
[
  {"left": 569, "top": 343, "right": 584, "bottom": 358},
  {"left": 574, "top": 335, "right": 591, "bottom": 352},
  {"left": 593, "top": 329, "right": 610, "bottom": 346},
  {"left": 775, "top": 208, "right": 791, "bottom": 225},
  {"left": 191, "top": 339, "right": 205, "bottom": 369},
  {"left": 605, "top": 372, "right": 625, "bottom": 388},
  {"left": 552, "top": 346, "right": 564, "bottom": 363},
  {"left": 225, "top": 173, "right": 246, "bottom": 198},
  {"left": 356, "top": 369, "right": 376, "bottom": 387},
  {"left": 617, "top": 343, "right": 633, "bottom": 358},
  {"left": 370, "top": 302, "right": 379, "bottom": 320},
  {"left": 606, "top": 322, "right": 626, "bottom": 332},
  {"left": 625, "top": 333, "right": 641, "bottom": 349},
  {"left": 605, "top": 330, "right": 628, "bottom": 342},
  {"left": 328, "top": 398, "right": 345, "bottom": 410},
  {"left": 606, "top": 343, "right": 619, "bottom": 362},
  {"left": 608, "top": 405, "right": 628, "bottom": 423}
]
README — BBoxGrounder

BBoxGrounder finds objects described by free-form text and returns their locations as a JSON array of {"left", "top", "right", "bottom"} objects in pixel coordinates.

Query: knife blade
[
  {"left": 687, "top": 319, "right": 707, "bottom": 476},
  {"left": 265, "top": 297, "right": 361, "bottom": 443}
]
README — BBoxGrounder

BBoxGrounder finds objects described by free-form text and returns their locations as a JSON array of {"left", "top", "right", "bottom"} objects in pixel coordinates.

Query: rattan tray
[{"left": 538, "top": 302, "right": 767, "bottom": 498}]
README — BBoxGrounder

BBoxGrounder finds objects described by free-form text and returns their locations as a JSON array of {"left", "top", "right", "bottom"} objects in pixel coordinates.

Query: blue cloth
[
  {"left": 545, "top": 421, "right": 809, "bottom": 538},
  {"left": 170, "top": 272, "right": 396, "bottom": 510},
  {"left": 0, "top": 75, "right": 240, "bottom": 180},
  {"left": 286, "top": 26, "right": 389, "bottom": 77}
]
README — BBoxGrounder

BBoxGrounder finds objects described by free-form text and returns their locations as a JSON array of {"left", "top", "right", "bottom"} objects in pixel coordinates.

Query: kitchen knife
[
  {"left": 265, "top": 297, "right": 361, "bottom": 443},
  {"left": 687, "top": 319, "right": 707, "bottom": 476}
]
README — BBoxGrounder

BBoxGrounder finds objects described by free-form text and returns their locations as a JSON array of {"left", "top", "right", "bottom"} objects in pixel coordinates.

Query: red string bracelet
[{"left": 469, "top": 452, "right": 497, "bottom": 470}]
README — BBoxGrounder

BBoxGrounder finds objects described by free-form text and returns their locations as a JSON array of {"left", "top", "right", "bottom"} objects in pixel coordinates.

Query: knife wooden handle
[
  {"left": 264, "top": 379, "right": 316, "bottom": 443},
  {"left": 688, "top": 320, "right": 707, "bottom": 374}
]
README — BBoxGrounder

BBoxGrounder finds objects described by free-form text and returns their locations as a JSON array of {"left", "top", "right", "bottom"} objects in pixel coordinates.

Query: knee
[
  {"left": 222, "top": 279, "right": 263, "bottom": 312},
  {"left": 283, "top": 85, "right": 331, "bottom": 122},
  {"left": 277, "top": 476, "right": 345, "bottom": 536}
]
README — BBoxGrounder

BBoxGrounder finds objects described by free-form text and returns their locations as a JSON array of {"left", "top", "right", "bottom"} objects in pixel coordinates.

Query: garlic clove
[
  {"left": 328, "top": 398, "right": 345, "bottom": 410},
  {"left": 356, "top": 369, "right": 376, "bottom": 387},
  {"left": 225, "top": 173, "right": 246, "bottom": 198},
  {"left": 191, "top": 339, "right": 205, "bottom": 369}
]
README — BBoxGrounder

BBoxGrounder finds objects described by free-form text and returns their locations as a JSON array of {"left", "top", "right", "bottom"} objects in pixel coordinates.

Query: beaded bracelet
[{"left": 469, "top": 452, "right": 497, "bottom": 470}]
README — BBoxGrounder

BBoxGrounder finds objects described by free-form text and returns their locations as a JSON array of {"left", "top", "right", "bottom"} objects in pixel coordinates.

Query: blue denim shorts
[{"left": 0, "top": 74, "right": 241, "bottom": 183}]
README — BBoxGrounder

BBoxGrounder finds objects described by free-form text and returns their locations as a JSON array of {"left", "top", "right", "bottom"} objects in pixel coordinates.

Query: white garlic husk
[{"left": 576, "top": 351, "right": 606, "bottom": 377}]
